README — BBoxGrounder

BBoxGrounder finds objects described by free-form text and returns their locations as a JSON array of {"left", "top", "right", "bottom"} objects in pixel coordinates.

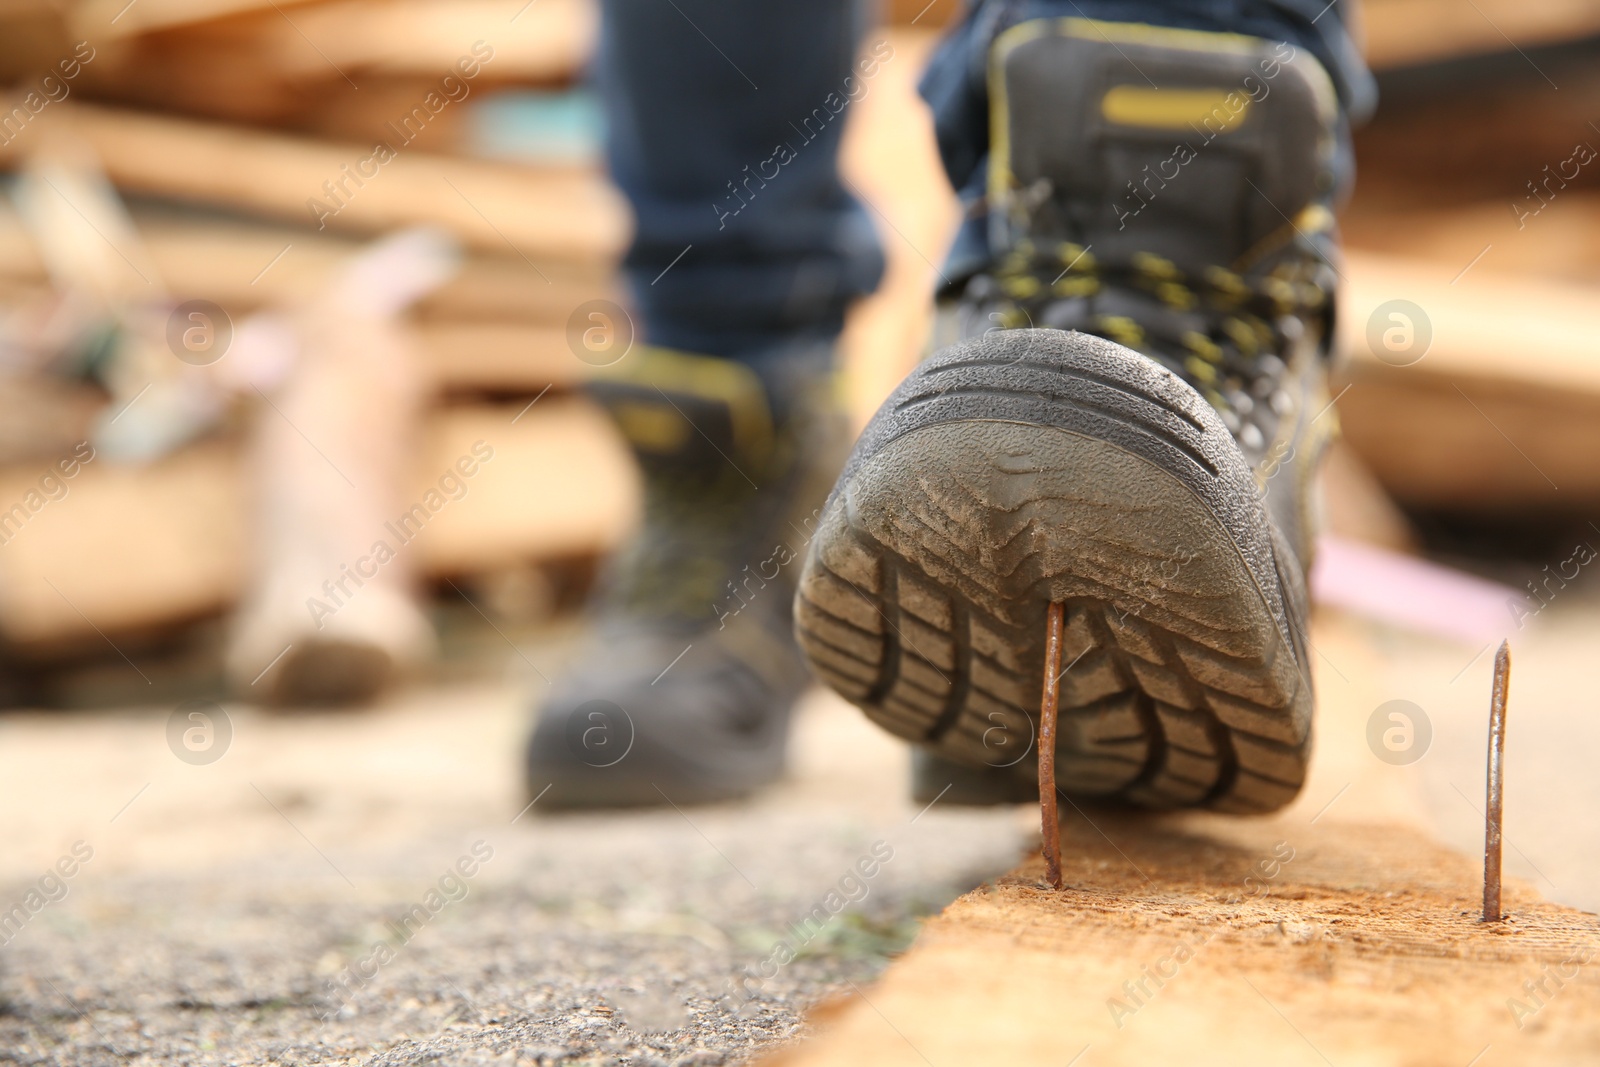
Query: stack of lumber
[
  {"left": 1336, "top": 251, "right": 1600, "bottom": 508},
  {"left": 0, "top": 0, "right": 632, "bottom": 653},
  {"left": 1333, "top": 8, "right": 1600, "bottom": 514},
  {"left": 0, "top": 403, "right": 637, "bottom": 647},
  {"left": 0, "top": 102, "right": 626, "bottom": 259},
  {"left": 0, "top": 0, "right": 594, "bottom": 144}
]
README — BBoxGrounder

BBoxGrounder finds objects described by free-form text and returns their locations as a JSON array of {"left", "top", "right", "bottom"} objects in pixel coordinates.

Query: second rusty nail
[{"left": 1483, "top": 639, "right": 1511, "bottom": 923}]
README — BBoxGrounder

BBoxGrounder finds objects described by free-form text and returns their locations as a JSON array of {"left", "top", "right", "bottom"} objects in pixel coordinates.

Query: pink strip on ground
[{"left": 1309, "top": 535, "right": 1519, "bottom": 645}]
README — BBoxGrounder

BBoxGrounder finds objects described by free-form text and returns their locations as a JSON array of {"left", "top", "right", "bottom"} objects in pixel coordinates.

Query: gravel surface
[{"left": 0, "top": 662, "right": 1028, "bottom": 1067}]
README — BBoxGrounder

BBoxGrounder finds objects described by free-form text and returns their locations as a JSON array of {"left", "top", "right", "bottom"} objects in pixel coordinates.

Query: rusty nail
[
  {"left": 1483, "top": 639, "right": 1511, "bottom": 922},
  {"left": 1039, "top": 600, "right": 1066, "bottom": 890}
]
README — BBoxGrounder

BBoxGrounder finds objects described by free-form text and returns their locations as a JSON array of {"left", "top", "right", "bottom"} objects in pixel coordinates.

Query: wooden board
[
  {"left": 766, "top": 817, "right": 1600, "bottom": 1065},
  {"left": 409, "top": 398, "right": 635, "bottom": 572},
  {"left": 72, "top": 0, "right": 590, "bottom": 54},
  {"left": 0, "top": 398, "right": 636, "bottom": 647},
  {"left": 1353, "top": 52, "right": 1600, "bottom": 210},
  {"left": 763, "top": 610, "right": 1600, "bottom": 1065},
  {"left": 0, "top": 103, "right": 628, "bottom": 264},
  {"left": 1336, "top": 250, "right": 1600, "bottom": 509},
  {"left": 0, "top": 208, "right": 615, "bottom": 324},
  {"left": 0, "top": 205, "right": 612, "bottom": 394},
  {"left": 1343, "top": 193, "right": 1600, "bottom": 290},
  {"left": 883, "top": 0, "right": 961, "bottom": 27},
  {"left": 71, "top": 0, "right": 595, "bottom": 128},
  {"left": 67, "top": 0, "right": 323, "bottom": 38},
  {"left": 1362, "top": 0, "right": 1600, "bottom": 70},
  {"left": 415, "top": 322, "right": 582, "bottom": 392}
]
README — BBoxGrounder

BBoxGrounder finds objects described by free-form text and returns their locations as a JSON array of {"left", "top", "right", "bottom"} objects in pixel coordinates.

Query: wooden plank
[
  {"left": 762, "top": 611, "right": 1600, "bottom": 1066},
  {"left": 261, "top": 0, "right": 593, "bottom": 79},
  {"left": 0, "top": 441, "right": 247, "bottom": 647},
  {"left": 1342, "top": 249, "right": 1600, "bottom": 394},
  {"left": 882, "top": 0, "right": 961, "bottom": 27},
  {"left": 70, "top": 0, "right": 593, "bottom": 66},
  {"left": 1351, "top": 54, "right": 1600, "bottom": 210},
  {"left": 0, "top": 102, "right": 628, "bottom": 264},
  {"left": 0, "top": 207, "right": 616, "bottom": 324},
  {"left": 1317, "top": 441, "right": 1418, "bottom": 551},
  {"left": 1336, "top": 249, "right": 1600, "bottom": 508},
  {"left": 0, "top": 398, "right": 635, "bottom": 646},
  {"left": 289, "top": 76, "right": 480, "bottom": 152},
  {"left": 1362, "top": 0, "right": 1600, "bottom": 70},
  {"left": 415, "top": 322, "right": 583, "bottom": 392},
  {"left": 68, "top": 0, "right": 322, "bottom": 38},
  {"left": 407, "top": 399, "right": 635, "bottom": 572},
  {"left": 71, "top": 0, "right": 594, "bottom": 129},
  {"left": 764, "top": 820, "right": 1600, "bottom": 1065},
  {"left": 1333, "top": 375, "right": 1599, "bottom": 509},
  {"left": 1342, "top": 193, "right": 1600, "bottom": 288},
  {"left": 0, "top": 204, "right": 606, "bottom": 394}
]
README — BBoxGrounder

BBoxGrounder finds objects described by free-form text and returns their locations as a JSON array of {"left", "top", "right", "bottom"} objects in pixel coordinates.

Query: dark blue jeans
[{"left": 599, "top": 0, "right": 1373, "bottom": 368}]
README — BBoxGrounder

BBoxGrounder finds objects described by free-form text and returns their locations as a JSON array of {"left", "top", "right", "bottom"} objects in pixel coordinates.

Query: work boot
[
  {"left": 526, "top": 344, "right": 845, "bottom": 808},
  {"left": 801, "top": 20, "right": 1338, "bottom": 812}
]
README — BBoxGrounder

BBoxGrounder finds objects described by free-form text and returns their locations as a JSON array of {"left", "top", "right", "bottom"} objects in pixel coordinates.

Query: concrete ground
[{"left": 0, "top": 622, "right": 1028, "bottom": 1067}]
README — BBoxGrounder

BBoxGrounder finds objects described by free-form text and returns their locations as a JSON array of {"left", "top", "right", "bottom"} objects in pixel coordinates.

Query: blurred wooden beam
[
  {"left": 70, "top": 0, "right": 591, "bottom": 63},
  {"left": 882, "top": 0, "right": 961, "bottom": 28},
  {"left": 1362, "top": 0, "right": 1600, "bottom": 70},
  {"left": 1317, "top": 440, "right": 1418, "bottom": 552},
  {"left": 0, "top": 208, "right": 614, "bottom": 322},
  {"left": 0, "top": 102, "right": 628, "bottom": 264},
  {"left": 1352, "top": 49, "right": 1600, "bottom": 210},
  {"left": 68, "top": 0, "right": 321, "bottom": 38},
  {"left": 414, "top": 399, "right": 634, "bottom": 571},
  {"left": 416, "top": 322, "right": 583, "bottom": 392},
  {"left": 0, "top": 205, "right": 611, "bottom": 393},
  {"left": 0, "top": 398, "right": 636, "bottom": 647},
  {"left": 68, "top": 0, "right": 594, "bottom": 131},
  {"left": 1337, "top": 249, "right": 1600, "bottom": 509},
  {"left": 1342, "top": 193, "right": 1600, "bottom": 289}
]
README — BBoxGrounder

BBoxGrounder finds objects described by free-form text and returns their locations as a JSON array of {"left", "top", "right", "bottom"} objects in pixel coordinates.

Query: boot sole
[{"left": 796, "top": 330, "right": 1312, "bottom": 813}]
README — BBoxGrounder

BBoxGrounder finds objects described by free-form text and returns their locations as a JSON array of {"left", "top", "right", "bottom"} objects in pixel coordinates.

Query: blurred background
[
  {"left": 0, "top": 0, "right": 1591, "bottom": 708},
  {"left": 1, "top": 0, "right": 1599, "bottom": 1064}
]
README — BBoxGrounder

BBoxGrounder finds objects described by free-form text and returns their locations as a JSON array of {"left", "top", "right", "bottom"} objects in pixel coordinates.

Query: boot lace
[{"left": 970, "top": 240, "right": 1334, "bottom": 448}]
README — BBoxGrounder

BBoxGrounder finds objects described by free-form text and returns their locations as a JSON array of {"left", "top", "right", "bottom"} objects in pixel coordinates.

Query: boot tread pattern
[{"left": 798, "top": 331, "right": 1312, "bottom": 813}]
